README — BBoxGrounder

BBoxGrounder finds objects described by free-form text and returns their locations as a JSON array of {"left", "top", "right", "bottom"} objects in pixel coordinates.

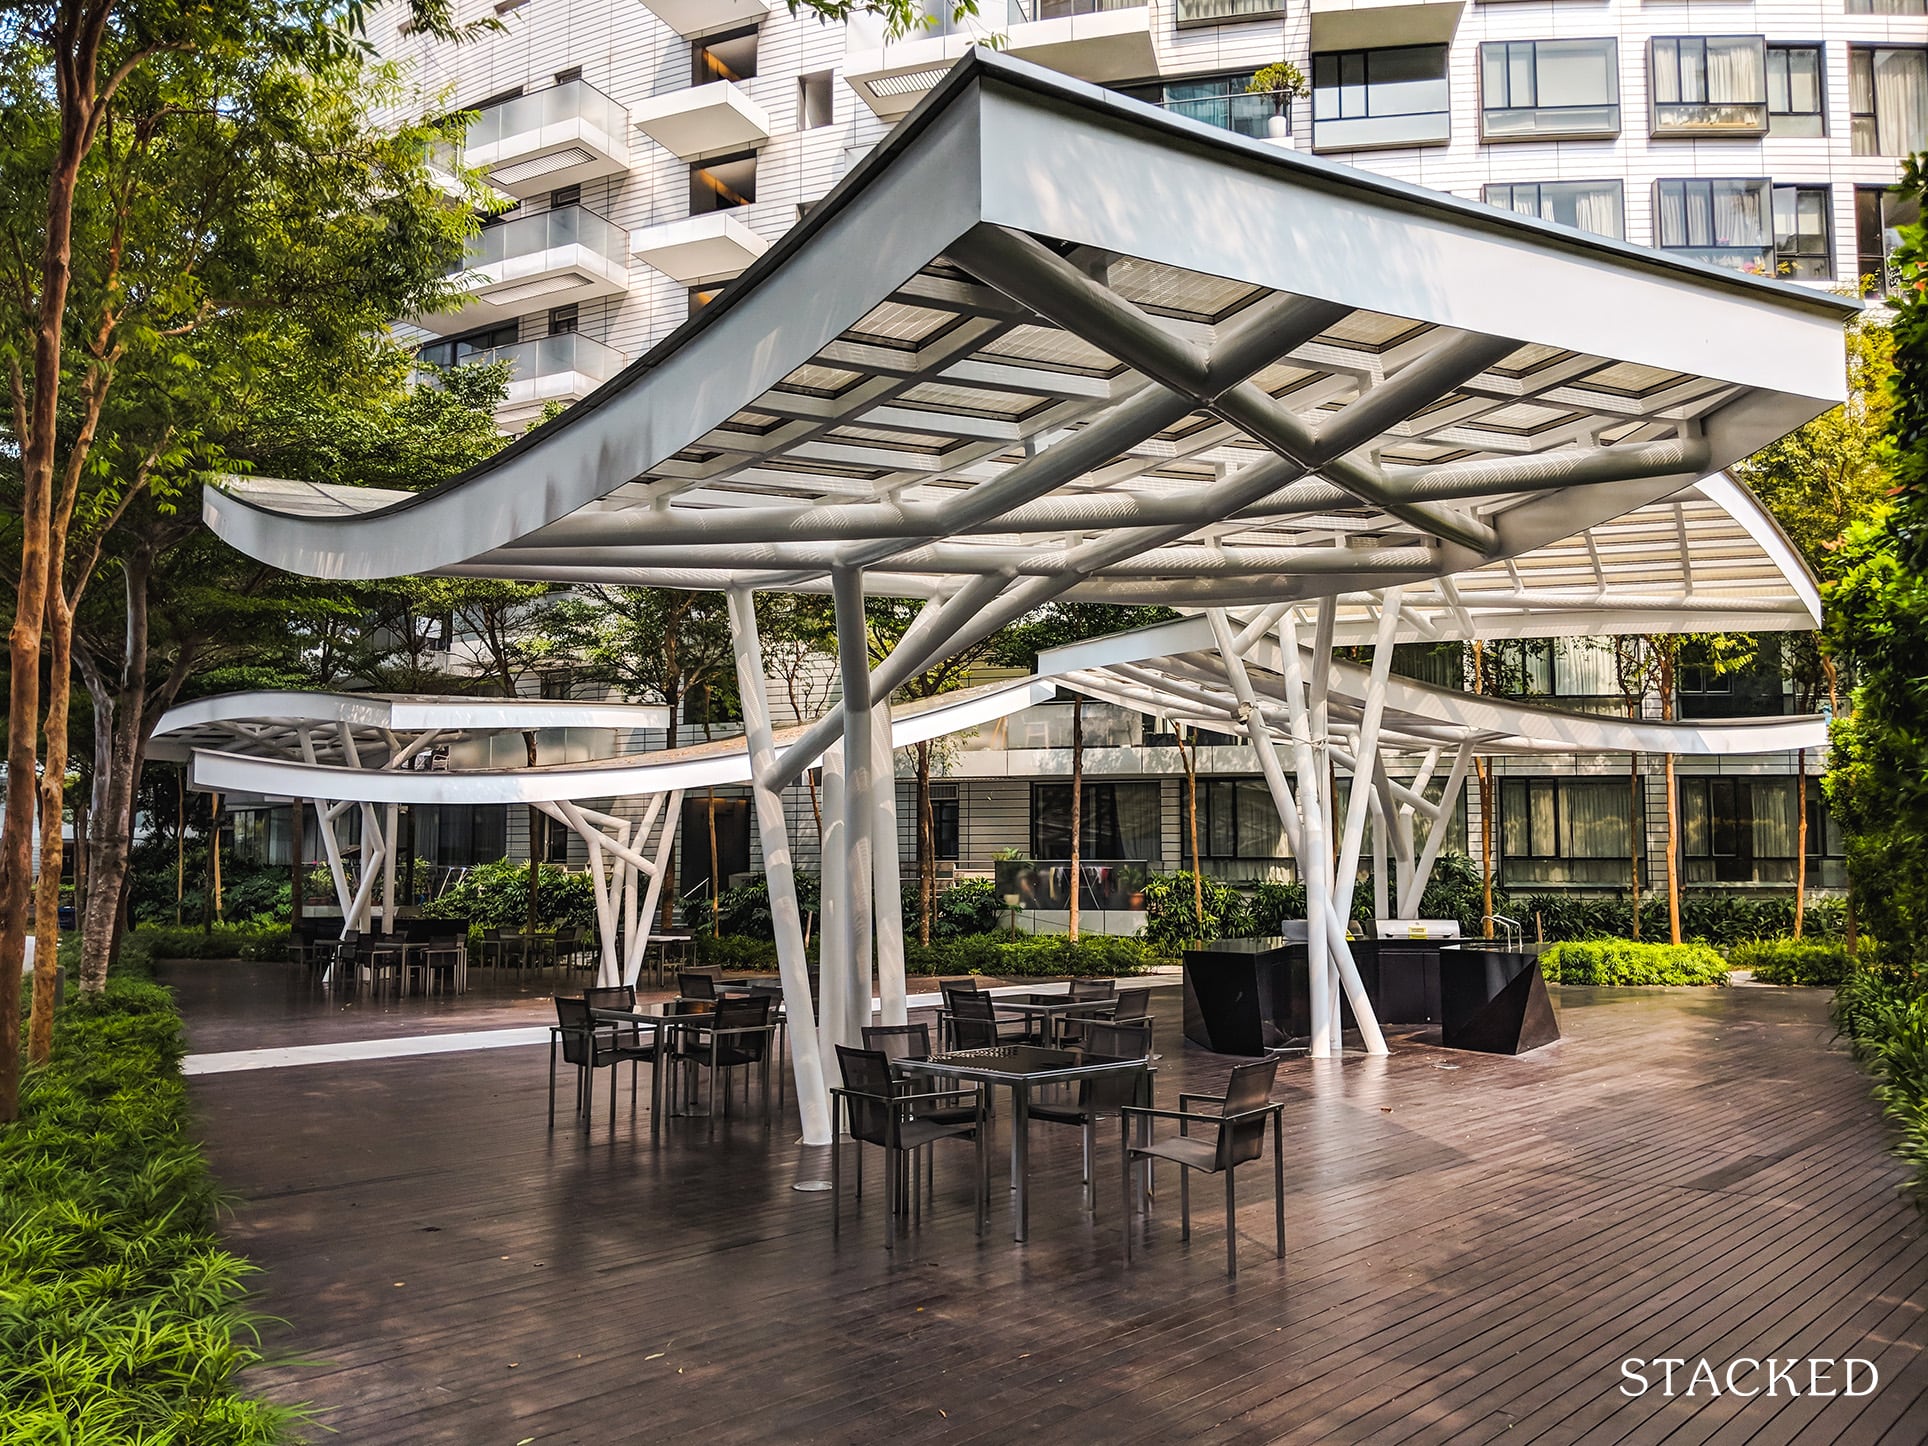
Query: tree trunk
[
  {"left": 175, "top": 772, "right": 185, "bottom": 926},
  {"left": 207, "top": 792, "right": 223, "bottom": 930},
  {"left": 1793, "top": 748, "right": 1808, "bottom": 940},
  {"left": 1178, "top": 728, "right": 1203, "bottom": 929},
  {"left": 1476, "top": 757, "right": 1495, "bottom": 937},
  {"left": 916, "top": 739, "right": 933, "bottom": 948},
  {"left": 0, "top": 75, "right": 96, "bottom": 1123},
  {"left": 1068, "top": 697, "right": 1083, "bottom": 942},
  {"left": 1661, "top": 651, "right": 1681, "bottom": 945},
  {"left": 28, "top": 589, "right": 77, "bottom": 1062},
  {"left": 519, "top": 730, "right": 541, "bottom": 937},
  {"left": 291, "top": 799, "right": 306, "bottom": 929},
  {"left": 1628, "top": 706, "right": 1643, "bottom": 940},
  {"left": 706, "top": 789, "right": 720, "bottom": 937}
]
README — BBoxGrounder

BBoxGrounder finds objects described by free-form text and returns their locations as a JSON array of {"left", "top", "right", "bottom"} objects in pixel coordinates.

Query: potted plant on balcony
[{"left": 1247, "top": 61, "right": 1309, "bottom": 140}]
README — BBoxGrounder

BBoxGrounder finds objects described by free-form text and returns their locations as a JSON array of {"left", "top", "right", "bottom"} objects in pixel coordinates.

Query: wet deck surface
[{"left": 173, "top": 964, "right": 1928, "bottom": 1445}]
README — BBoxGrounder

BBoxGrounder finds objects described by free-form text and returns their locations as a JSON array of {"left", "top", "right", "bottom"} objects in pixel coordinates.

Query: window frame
[
  {"left": 1850, "top": 45, "right": 1928, "bottom": 157},
  {"left": 1648, "top": 35, "right": 1770, "bottom": 136},
  {"left": 1310, "top": 44, "right": 1452, "bottom": 152},
  {"left": 1478, "top": 38, "right": 1621, "bottom": 142},
  {"left": 1482, "top": 180, "right": 1627, "bottom": 241},
  {"left": 1766, "top": 43, "right": 1825, "bottom": 137},
  {"left": 1772, "top": 183, "right": 1834, "bottom": 280},
  {"left": 1652, "top": 177, "right": 1775, "bottom": 275}
]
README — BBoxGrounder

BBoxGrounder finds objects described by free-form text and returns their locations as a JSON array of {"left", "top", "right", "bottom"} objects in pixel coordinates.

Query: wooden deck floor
[{"left": 177, "top": 969, "right": 1928, "bottom": 1445}]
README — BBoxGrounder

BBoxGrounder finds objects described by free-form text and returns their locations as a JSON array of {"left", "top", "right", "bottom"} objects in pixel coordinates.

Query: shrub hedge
[
  {"left": 1732, "top": 938, "right": 1858, "bottom": 987},
  {"left": 0, "top": 975, "right": 295, "bottom": 1443},
  {"left": 691, "top": 929, "right": 1173, "bottom": 978},
  {"left": 129, "top": 923, "right": 292, "bottom": 962},
  {"left": 1832, "top": 961, "right": 1928, "bottom": 1206},
  {"left": 1538, "top": 940, "right": 1731, "bottom": 986}
]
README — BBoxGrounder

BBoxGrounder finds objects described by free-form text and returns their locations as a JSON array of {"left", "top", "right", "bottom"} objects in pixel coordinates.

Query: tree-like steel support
[{"left": 726, "top": 587, "right": 833, "bottom": 1144}]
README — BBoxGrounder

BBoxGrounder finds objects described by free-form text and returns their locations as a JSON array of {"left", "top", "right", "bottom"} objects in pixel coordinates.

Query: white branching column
[
  {"left": 870, "top": 698, "right": 907, "bottom": 1027},
  {"left": 726, "top": 588, "right": 833, "bottom": 1145},
  {"left": 1275, "top": 610, "right": 1335, "bottom": 1055},
  {"left": 818, "top": 743, "right": 849, "bottom": 1084},
  {"left": 832, "top": 568, "right": 876, "bottom": 1047}
]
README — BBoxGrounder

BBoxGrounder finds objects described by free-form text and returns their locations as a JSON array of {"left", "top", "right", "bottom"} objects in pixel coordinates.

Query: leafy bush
[
  {"left": 129, "top": 923, "right": 292, "bottom": 962},
  {"left": 987, "top": 933, "right": 1172, "bottom": 978},
  {"left": 692, "top": 934, "right": 786, "bottom": 968},
  {"left": 1141, "top": 872, "right": 1255, "bottom": 948},
  {"left": 1539, "top": 939, "right": 1730, "bottom": 986},
  {"left": 926, "top": 877, "right": 1005, "bottom": 939},
  {"left": 1732, "top": 938, "right": 1857, "bottom": 986},
  {"left": 0, "top": 975, "right": 296, "bottom": 1443},
  {"left": 1832, "top": 960, "right": 1928, "bottom": 1205},
  {"left": 421, "top": 857, "right": 596, "bottom": 930}
]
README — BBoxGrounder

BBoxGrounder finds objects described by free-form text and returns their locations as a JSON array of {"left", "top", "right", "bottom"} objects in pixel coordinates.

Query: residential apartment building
[{"left": 276, "top": 0, "right": 1883, "bottom": 917}]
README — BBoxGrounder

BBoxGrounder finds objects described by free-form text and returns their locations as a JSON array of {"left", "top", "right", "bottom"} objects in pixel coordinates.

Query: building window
[
  {"left": 930, "top": 787, "right": 960, "bottom": 862},
  {"left": 1120, "top": 71, "right": 1286, "bottom": 139},
  {"left": 1772, "top": 185, "right": 1833, "bottom": 280},
  {"left": 1198, "top": 778, "right": 1289, "bottom": 860},
  {"left": 547, "top": 302, "right": 578, "bottom": 335},
  {"left": 1392, "top": 642, "right": 1466, "bottom": 690},
  {"left": 1648, "top": 36, "right": 1768, "bottom": 135},
  {"left": 548, "top": 183, "right": 581, "bottom": 209},
  {"left": 688, "top": 282, "right": 729, "bottom": 315},
  {"left": 1848, "top": 0, "right": 1926, "bottom": 12},
  {"left": 1766, "top": 45, "right": 1824, "bottom": 137},
  {"left": 416, "top": 321, "right": 518, "bottom": 369},
  {"left": 694, "top": 25, "right": 757, "bottom": 86},
  {"left": 1029, "top": 782, "right": 1162, "bottom": 862},
  {"left": 1653, "top": 178, "right": 1773, "bottom": 274},
  {"left": 1479, "top": 39, "right": 1620, "bottom": 141},
  {"left": 1311, "top": 45, "right": 1450, "bottom": 152},
  {"left": 1488, "top": 638, "right": 1622, "bottom": 701},
  {"left": 799, "top": 70, "right": 834, "bottom": 130},
  {"left": 1850, "top": 47, "right": 1928, "bottom": 157},
  {"left": 1483, "top": 181, "right": 1625, "bottom": 240},
  {"left": 553, "top": 66, "right": 583, "bottom": 85},
  {"left": 690, "top": 150, "right": 756, "bottom": 213},
  {"left": 1856, "top": 185, "right": 1920, "bottom": 296},
  {"left": 1173, "top": 0, "right": 1284, "bottom": 26},
  {"left": 1500, "top": 778, "right": 1636, "bottom": 886}
]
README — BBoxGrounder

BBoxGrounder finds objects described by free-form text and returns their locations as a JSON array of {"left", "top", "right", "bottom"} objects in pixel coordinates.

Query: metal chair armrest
[{"left": 1121, "top": 1104, "right": 1242, "bottom": 1126}]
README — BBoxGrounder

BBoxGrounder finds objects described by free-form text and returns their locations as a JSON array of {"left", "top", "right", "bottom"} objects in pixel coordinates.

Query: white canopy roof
[{"left": 203, "top": 53, "right": 1850, "bottom": 622}]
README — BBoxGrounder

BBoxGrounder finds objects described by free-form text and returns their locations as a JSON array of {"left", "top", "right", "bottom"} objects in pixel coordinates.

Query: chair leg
[
  {"left": 1274, "top": 1113, "right": 1286, "bottom": 1259},
  {"left": 1225, "top": 1167, "right": 1238, "bottom": 1280},
  {"left": 547, "top": 1036, "right": 558, "bottom": 1128},
  {"left": 831, "top": 1103, "right": 842, "bottom": 1239},
  {"left": 1180, "top": 1165, "right": 1191, "bottom": 1242},
  {"left": 609, "top": 1057, "right": 618, "bottom": 1131},
  {"left": 1121, "top": 1117, "right": 1133, "bottom": 1264}
]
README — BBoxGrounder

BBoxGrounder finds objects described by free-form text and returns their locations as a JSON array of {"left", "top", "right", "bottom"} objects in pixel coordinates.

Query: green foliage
[
  {"left": 128, "top": 925, "right": 291, "bottom": 962},
  {"left": 1832, "top": 960, "right": 1928, "bottom": 1204},
  {"left": 692, "top": 935, "right": 791, "bottom": 968},
  {"left": 1141, "top": 872, "right": 1255, "bottom": 947},
  {"left": 904, "top": 933, "right": 1172, "bottom": 977},
  {"left": 0, "top": 975, "right": 297, "bottom": 1442},
  {"left": 420, "top": 859, "right": 597, "bottom": 931},
  {"left": 1247, "top": 61, "right": 1309, "bottom": 101},
  {"left": 1539, "top": 940, "right": 1730, "bottom": 986},
  {"left": 1732, "top": 938, "right": 1857, "bottom": 986},
  {"left": 926, "top": 877, "right": 1005, "bottom": 939}
]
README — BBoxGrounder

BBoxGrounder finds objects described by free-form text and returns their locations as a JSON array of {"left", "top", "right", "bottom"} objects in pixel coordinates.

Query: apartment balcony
[
  {"left": 424, "top": 206, "right": 630, "bottom": 334},
  {"left": 464, "top": 80, "right": 631, "bottom": 199},
  {"left": 632, "top": 80, "right": 772, "bottom": 163},
  {"left": 845, "top": 2, "right": 1153, "bottom": 120},
  {"left": 635, "top": 0, "right": 769, "bottom": 40},
  {"left": 417, "top": 334, "right": 628, "bottom": 426},
  {"left": 1309, "top": 0, "right": 1464, "bottom": 53},
  {"left": 630, "top": 211, "right": 769, "bottom": 285}
]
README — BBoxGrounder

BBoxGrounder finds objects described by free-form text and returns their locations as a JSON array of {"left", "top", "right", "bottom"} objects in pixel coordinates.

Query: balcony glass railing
[
  {"left": 1481, "top": 102, "right": 1620, "bottom": 140},
  {"left": 1658, "top": 243, "right": 1775, "bottom": 275},
  {"left": 1009, "top": 0, "right": 1141, "bottom": 19},
  {"left": 416, "top": 333, "right": 626, "bottom": 389},
  {"left": 1174, "top": 0, "right": 1282, "bottom": 24},
  {"left": 1651, "top": 101, "right": 1767, "bottom": 135},
  {"left": 963, "top": 701, "right": 1147, "bottom": 751},
  {"left": 467, "top": 79, "right": 627, "bottom": 152},
  {"left": 458, "top": 205, "right": 626, "bottom": 274}
]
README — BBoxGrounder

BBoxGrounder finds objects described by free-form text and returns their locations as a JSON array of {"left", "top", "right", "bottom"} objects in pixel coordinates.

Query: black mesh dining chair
[
  {"left": 1121, "top": 1055, "right": 1286, "bottom": 1278},
  {"left": 1033, "top": 1019, "right": 1153, "bottom": 1204},
  {"left": 676, "top": 992, "right": 774, "bottom": 1133},
  {"left": 679, "top": 970, "right": 720, "bottom": 1002},
  {"left": 830, "top": 1045, "right": 986, "bottom": 1248},
  {"left": 550, "top": 995, "right": 656, "bottom": 1131}
]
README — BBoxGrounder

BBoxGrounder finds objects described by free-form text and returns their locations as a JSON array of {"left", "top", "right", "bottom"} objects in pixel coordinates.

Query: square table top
[{"left": 897, "top": 1045, "right": 1147, "bottom": 1084}]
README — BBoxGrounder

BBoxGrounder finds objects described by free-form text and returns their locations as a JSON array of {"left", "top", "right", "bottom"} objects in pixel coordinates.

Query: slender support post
[
  {"left": 1330, "top": 590, "right": 1404, "bottom": 925},
  {"left": 833, "top": 567, "right": 876, "bottom": 1041},
  {"left": 299, "top": 729, "right": 355, "bottom": 935},
  {"left": 819, "top": 743, "right": 850, "bottom": 1083},
  {"left": 1275, "top": 611, "right": 1333, "bottom": 1055},
  {"left": 1309, "top": 601, "right": 1339, "bottom": 1023},
  {"left": 1369, "top": 780, "right": 1391, "bottom": 922},
  {"left": 623, "top": 792, "right": 682, "bottom": 986},
  {"left": 1399, "top": 741, "right": 1476, "bottom": 918},
  {"left": 615, "top": 820, "right": 636, "bottom": 990},
  {"left": 725, "top": 588, "right": 832, "bottom": 1144},
  {"left": 870, "top": 699, "right": 907, "bottom": 1027},
  {"left": 381, "top": 803, "right": 399, "bottom": 935}
]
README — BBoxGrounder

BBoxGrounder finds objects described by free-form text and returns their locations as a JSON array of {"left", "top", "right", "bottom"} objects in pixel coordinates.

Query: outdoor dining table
[
  {"left": 894, "top": 1045, "right": 1151, "bottom": 1243},
  {"left": 991, "top": 996, "right": 1116, "bottom": 1047},
  {"left": 593, "top": 1004, "right": 788, "bottom": 1139}
]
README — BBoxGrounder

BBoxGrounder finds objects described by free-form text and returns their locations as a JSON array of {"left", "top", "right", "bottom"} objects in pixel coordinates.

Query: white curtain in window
[
  {"left": 1752, "top": 779, "right": 1799, "bottom": 858},
  {"left": 1876, "top": 48, "right": 1928, "bottom": 155},
  {"left": 1234, "top": 779, "right": 1287, "bottom": 858},
  {"left": 1707, "top": 37, "right": 1765, "bottom": 103},
  {"left": 1657, "top": 182, "right": 1688, "bottom": 246},
  {"left": 1555, "top": 639, "right": 1618, "bottom": 695},
  {"left": 1563, "top": 782, "right": 1631, "bottom": 860},
  {"left": 1571, "top": 184, "right": 1624, "bottom": 239},
  {"left": 1713, "top": 181, "right": 1767, "bottom": 245}
]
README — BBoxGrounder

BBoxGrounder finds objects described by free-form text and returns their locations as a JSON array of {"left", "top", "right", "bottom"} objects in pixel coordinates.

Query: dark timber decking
[{"left": 174, "top": 968, "right": 1928, "bottom": 1445}]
